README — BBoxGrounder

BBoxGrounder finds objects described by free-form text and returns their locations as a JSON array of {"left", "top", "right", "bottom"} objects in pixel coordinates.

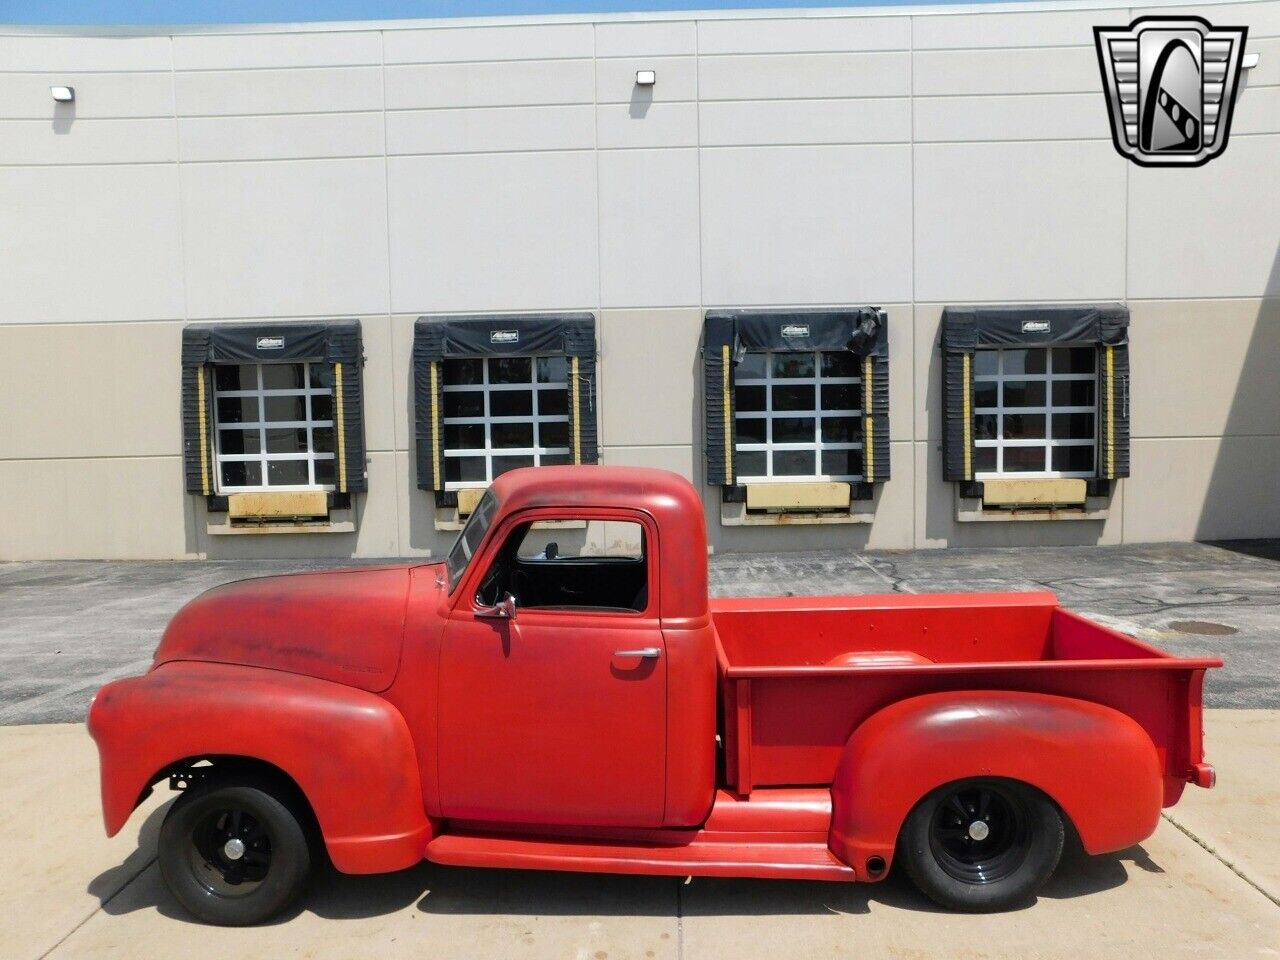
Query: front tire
[
  {"left": 159, "top": 779, "right": 312, "bottom": 926},
  {"left": 899, "top": 778, "right": 1063, "bottom": 912}
]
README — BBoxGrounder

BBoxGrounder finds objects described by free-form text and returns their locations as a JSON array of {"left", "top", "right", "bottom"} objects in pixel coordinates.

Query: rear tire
[
  {"left": 899, "top": 778, "right": 1063, "bottom": 912},
  {"left": 159, "top": 779, "right": 312, "bottom": 926}
]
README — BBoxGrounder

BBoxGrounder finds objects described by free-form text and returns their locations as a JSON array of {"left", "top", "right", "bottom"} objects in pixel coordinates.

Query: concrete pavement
[{"left": 2, "top": 712, "right": 1276, "bottom": 960}]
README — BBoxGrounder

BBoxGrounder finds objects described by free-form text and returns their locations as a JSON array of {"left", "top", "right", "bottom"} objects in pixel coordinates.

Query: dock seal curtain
[
  {"left": 702, "top": 307, "right": 890, "bottom": 491},
  {"left": 941, "top": 303, "right": 1130, "bottom": 483},
  {"left": 413, "top": 314, "right": 599, "bottom": 508}
]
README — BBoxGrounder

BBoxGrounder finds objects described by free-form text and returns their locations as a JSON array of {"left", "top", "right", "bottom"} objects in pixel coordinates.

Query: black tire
[
  {"left": 158, "top": 779, "right": 312, "bottom": 926},
  {"left": 899, "top": 777, "right": 1063, "bottom": 913}
]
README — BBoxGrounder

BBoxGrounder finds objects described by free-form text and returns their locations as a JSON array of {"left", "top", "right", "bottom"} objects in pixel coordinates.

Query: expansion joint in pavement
[
  {"left": 1160, "top": 813, "right": 1280, "bottom": 909},
  {"left": 37, "top": 855, "right": 157, "bottom": 960}
]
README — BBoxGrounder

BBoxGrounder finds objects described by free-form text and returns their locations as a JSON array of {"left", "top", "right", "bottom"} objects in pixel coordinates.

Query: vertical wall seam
[{"left": 378, "top": 29, "right": 403, "bottom": 554}]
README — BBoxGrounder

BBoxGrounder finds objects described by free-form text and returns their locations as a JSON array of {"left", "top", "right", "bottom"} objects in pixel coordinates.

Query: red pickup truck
[{"left": 89, "top": 466, "right": 1219, "bottom": 925}]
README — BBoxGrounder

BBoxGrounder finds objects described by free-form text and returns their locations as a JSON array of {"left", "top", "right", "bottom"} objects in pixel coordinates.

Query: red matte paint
[{"left": 88, "top": 466, "right": 1220, "bottom": 887}]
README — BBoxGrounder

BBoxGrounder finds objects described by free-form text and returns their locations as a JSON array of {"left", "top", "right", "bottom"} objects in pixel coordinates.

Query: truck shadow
[{"left": 88, "top": 807, "right": 1145, "bottom": 923}]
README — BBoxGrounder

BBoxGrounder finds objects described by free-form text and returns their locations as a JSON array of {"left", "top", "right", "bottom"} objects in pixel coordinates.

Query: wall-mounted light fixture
[
  {"left": 1242, "top": 53, "right": 1260, "bottom": 69},
  {"left": 50, "top": 86, "right": 75, "bottom": 102},
  {"left": 635, "top": 70, "right": 656, "bottom": 87}
]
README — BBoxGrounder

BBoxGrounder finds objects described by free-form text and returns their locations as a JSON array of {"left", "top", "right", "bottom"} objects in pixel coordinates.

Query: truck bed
[{"left": 712, "top": 592, "right": 1220, "bottom": 802}]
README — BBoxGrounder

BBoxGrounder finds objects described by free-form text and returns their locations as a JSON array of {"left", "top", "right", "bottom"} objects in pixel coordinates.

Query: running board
[{"left": 425, "top": 832, "right": 855, "bottom": 882}]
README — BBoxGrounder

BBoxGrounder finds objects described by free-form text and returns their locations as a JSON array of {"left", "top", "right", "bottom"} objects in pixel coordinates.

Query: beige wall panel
[
  {"left": 598, "top": 150, "right": 701, "bottom": 308},
  {"left": 0, "top": 456, "right": 195, "bottom": 561},
  {"left": 0, "top": 321, "right": 181, "bottom": 460},
  {"left": 1129, "top": 299, "right": 1280, "bottom": 439},
  {"left": 595, "top": 20, "right": 696, "bottom": 58},
  {"left": 913, "top": 93, "right": 1109, "bottom": 142},
  {"left": 914, "top": 140, "right": 1126, "bottom": 302},
  {"left": 181, "top": 157, "right": 390, "bottom": 319},
  {"left": 913, "top": 9, "right": 1127, "bottom": 49},
  {"left": 601, "top": 444, "right": 696, "bottom": 479},
  {"left": 914, "top": 441, "right": 1124, "bottom": 549},
  {"left": 597, "top": 101, "right": 698, "bottom": 149},
  {"left": 383, "top": 23, "right": 593, "bottom": 63},
  {"left": 0, "top": 163, "right": 184, "bottom": 324},
  {"left": 0, "top": 117, "right": 175, "bottom": 164},
  {"left": 397, "top": 448, "right": 447, "bottom": 557},
  {"left": 172, "top": 31, "right": 381, "bottom": 70},
  {"left": 883, "top": 304, "right": 914, "bottom": 443},
  {"left": 177, "top": 112, "right": 383, "bottom": 162},
  {"left": 698, "top": 52, "right": 910, "bottom": 101},
  {"left": 388, "top": 104, "right": 594, "bottom": 154},
  {"left": 599, "top": 309, "right": 702, "bottom": 446},
  {"left": 700, "top": 97, "right": 909, "bottom": 146},
  {"left": 1124, "top": 437, "right": 1280, "bottom": 542},
  {"left": 596, "top": 57, "right": 697, "bottom": 103},
  {"left": 1130, "top": 1, "right": 1280, "bottom": 38},
  {"left": 0, "top": 72, "right": 174, "bottom": 119},
  {"left": 914, "top": 304, "right": 945, "bottom": 443},
  {"left": 0, "top": 35, "right": 171, "bottom": 72},
  {"left": 696, "top": 15, "right": 909, "bottom": 54},
  {"left": 388, "top": 151, "right": 598, "bottom": 314},
  {"left": 358, "top": 315, "right": 397, "bottom": 455},
  {"left": 912, "top": 47, "right": 1101, "bottom": 96},
  {"left": 701, "top": 144, "right": 913, "bottom": 306},
  {"left": 1127, "top": 134, "right": 1280, "bottom": 299},
  {"left": 174, "top": 67, "right": 383, "bottom": 116},
  {"left": 1233, "top": 86, "right": 1280, "bottom": 135},
  {"left": 385, "top": 60, "right": 594, "bottom": 110},
  {"left": 390, "top": 313, "right": 416, "bottom": 453}
]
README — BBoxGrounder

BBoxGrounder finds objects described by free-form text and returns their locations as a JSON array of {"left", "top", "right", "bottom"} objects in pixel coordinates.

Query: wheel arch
[{"left": 827, "top": 690, "right": 1163, "bottom": 878}]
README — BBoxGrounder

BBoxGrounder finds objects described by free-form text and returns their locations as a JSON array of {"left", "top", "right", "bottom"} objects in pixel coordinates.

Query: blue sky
[{"left": 0, "top": 0, "right": 1010, "bottom": 26}]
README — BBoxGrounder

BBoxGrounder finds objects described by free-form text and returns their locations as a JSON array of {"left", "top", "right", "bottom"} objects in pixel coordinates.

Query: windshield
[{"left": 445, "top": 490, "right": 499, "bottom": 593}]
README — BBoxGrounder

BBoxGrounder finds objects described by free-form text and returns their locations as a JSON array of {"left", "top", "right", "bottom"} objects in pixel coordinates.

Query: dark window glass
[
  {"left": 267, "top": 459, "right": 309, "bottom": 486},
  {"left": 1002, "top": 447, "right": 1045, "bottom": 472},
  {"left": 774, "top": 450, "right": 816, "bottom": 476},
  {"left": 216, "top": 397, "right": 258, "bottom": 424},
  {"left": 490, "top": 357, "right": 532, "bottom": 384},
  {"left": 1053, "top": 347, "right": 1096, "bottom": 374},
  {"left": 541, "top": 453, "right": 573, "bottom": 466},
  {"left": 736, "top": 451, "right": 766, "bottom": 477},
  {"left": 539, "top": 389, "right": 569, "bottom": 417},
  {"left": 444, "top": 391, "right": 484, "bottom": 419},
  {"left": 262, "top": 363, "right": 305, "bottom": 390},
  {"left": 214, "top": 364, "right": 257, "bottom": 391},
  {"left": 773, "top": 385, "right": 814, "bottom": 411},
  {"left": 539, "top": 421, "right": 570, "bottom": 448},
  {"left": 820, "top": 383, "right": 860, "bottom": 411},
  {"left": 974, "top": 382, "right": 998, "bottom": 409},
  {"left": 821, "top": 449, "right": 860, "bottom": 476},
  {"left": 262, "top": 396, "right": 305, "bottom": 422},
  {"left": 1002, "top": 381, "right": 1046, "bottom": 408},
  {"left": 1053, "top": 380, "right": 1096, "bottom": 407},
  {"left": 265, "top": 428, "right": 308, "bottom": 453},
  {"left": 772, "top": 353, "right": 814, "bottom": 379},
  {"left": 736, "top": 353, "right": 766, "bottom": 379},
  {"left": 735, "top": 385, "right": 766, "bottom": 412},
  {"left": 315, "top": 458, "right": 335, "bottom": 486},
  {"left": 820, "top": 352, "right": 858, "bottom": 378},
  {"left": 1002, "top": 349, "right": 1047, "bottom": 376},
  {"left": 974, "top": 414, "right": 998, "bottom": 440},
  {"left": 444, "top": 359, "right": 483, "bottom": 386},
  {"left": 973, "top": 351, "right": 998, "bottom": 378},
  {"left": 537, "top": 356, "right": 568, "bottom": 384},
  {"left": 1004, "top": 414, "right": 1046, "bottom": 440},
  {"left": 821, "top": 417, "right": 861, "bottom": 443},
  {"left": 444, "top": 423, "right": 485, "bottom": 450},
  {"left": 445, "top": 457, "right": 485, "bottom": 482},
  {"left": 490, "top": 391, "right": 532, "bottom": 418},
  {"left": 975, "top": 446, "right": 997, "bottom": 472},
  {"left": 1052, "top": 445, "right": 1095, "bottom": 473},
  {"left": 773, "top": 417, "right": 815, "bottom": 443},
  {"left": 220, "top": 461, "right": 261, "bottom": 487},
  {"left": 493, "top": 455, "right": 535, "bottom": 476},
  {"left": 1053, "top": 413, "right": 1095, "bottom": 440},
  {"left": 492, "top": 422, "right": 534, "bottom": 449},
  {"left": 218, "top": 429, "right": 259, "bottom": 455},
  {"left": 311, "top": 395, "right": 333, "bottom": 421},
  {"left": 312, "top": 427, "right": 335, "bottom": 454},
  {"left": 309, "top": 364, "right": 333, "bottom": 389},
  {"left": 736, "top": 417, "right": 766, "bottom": 444}
]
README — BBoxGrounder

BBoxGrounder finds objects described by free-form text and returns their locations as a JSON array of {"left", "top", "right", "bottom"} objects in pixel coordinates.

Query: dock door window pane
[
  {"left": 443, "top": 356, "right": 572, "bottom": 489},
  {"left": 973, "top": 347, "right": 1097, "bottom": 478},
  {"left": 734, "top": 351, "right": 863, "bottom": 482},
  {"left": 212, "top": 362, "right": 335, "bottom": 492}
]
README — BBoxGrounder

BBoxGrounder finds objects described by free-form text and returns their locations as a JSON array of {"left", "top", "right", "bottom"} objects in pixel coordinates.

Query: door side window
[{"left": 477, "top": 519, "right": 649, "bottom": 614}]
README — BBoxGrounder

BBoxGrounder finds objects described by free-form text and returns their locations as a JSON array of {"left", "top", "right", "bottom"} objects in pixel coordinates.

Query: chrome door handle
[{"left": 614, "top": 647, "right": 661, "bottom": 658}]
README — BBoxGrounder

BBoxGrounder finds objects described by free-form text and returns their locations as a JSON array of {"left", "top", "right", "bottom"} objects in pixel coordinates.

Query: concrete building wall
[{"left": 0, "top": 0, "right": 1277, "bottom": 559}]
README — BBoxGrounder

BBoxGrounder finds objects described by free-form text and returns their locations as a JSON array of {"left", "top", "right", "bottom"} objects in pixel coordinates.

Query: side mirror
[{"left": 477, "top": 591, "right": 518, "bottom": 621}]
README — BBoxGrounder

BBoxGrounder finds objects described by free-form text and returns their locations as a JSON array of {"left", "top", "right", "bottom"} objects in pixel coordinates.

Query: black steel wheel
[
  {"left": 900, "top": 778, "right": 1063, "bottom": 912},
  {"left": 159, "top": 779, "right": 312, "bottom": 925}
]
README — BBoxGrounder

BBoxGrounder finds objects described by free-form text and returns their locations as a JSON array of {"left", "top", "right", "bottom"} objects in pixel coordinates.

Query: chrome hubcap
[
  {"left": 967, "top": 820, "right": 990, "bottom": 841},
  {"left": 222, "top": 837, "right": 246, "bottom": 861}
]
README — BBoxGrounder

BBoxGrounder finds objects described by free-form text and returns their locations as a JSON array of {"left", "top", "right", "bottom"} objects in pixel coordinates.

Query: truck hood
[{"left": 153, "top": 564, "right": 430, "bottom": 692}]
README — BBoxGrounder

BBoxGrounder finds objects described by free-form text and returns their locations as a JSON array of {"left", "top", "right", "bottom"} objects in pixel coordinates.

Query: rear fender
[
  {"left": 828, "top": 691, "right": 1162, "bottom": 878},
  {"left": 88, "top": 661, "right": 433, "bottom": 874}
]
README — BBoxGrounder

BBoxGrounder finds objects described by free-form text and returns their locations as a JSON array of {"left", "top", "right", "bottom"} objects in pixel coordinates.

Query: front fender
[
  {"left": 88, "top": 661, "right": 432, "bottom": 874},
  {"left": 828, "top": 690, "right": 1162, "bottom": 877}
]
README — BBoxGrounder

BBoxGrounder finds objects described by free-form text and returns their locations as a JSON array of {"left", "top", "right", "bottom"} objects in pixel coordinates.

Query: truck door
[{"left": 437, "top": 510, "right": 667, "bottom": 828}]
